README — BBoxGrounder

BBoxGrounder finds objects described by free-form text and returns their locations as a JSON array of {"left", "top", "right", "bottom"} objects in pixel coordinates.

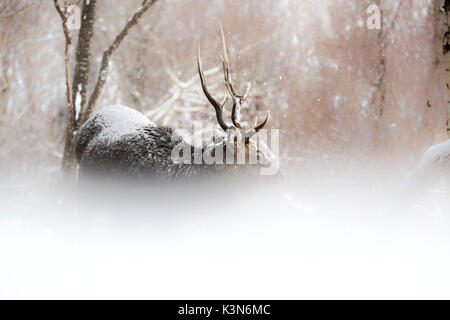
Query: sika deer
[{"left": 75, "top": 27, "right": 278, "bottom": 182}]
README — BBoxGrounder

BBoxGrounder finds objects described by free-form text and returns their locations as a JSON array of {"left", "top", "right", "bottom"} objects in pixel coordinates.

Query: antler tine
[
  {"left": 220, "top": 88, "right": 228, "bottom": 107},
  {"left": 242, "top": 82, "right": 251, "bottom": 101},
  {"left": 220, "top": 24, "right": 250, "bottom": 101},
  {"left": 197, "top": 41, "right": 229, "bottom": 131},
  {"left": 245, "top": 111, "right": 270, "bottom": 140},
  {"left": 254, "top": 111, "right": 270, "bottom": 132}
]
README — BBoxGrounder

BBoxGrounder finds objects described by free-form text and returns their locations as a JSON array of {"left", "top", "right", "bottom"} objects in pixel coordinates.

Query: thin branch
[
  {"left": 0, "top": 3, "right": 8, "bottom": 16},
  {"left": 0, "top": 3, "right": 35, "bottom": 21},
  {"left": 81, "top": 0, "right": 159, "bottom": 125},
  {"left": 381, "top": 0, "right": 406, "bottom": 40}
]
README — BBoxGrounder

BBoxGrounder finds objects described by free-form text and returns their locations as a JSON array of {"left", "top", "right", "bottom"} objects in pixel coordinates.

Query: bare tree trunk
[
  {"left": 72, "top": 0, "right": 97, "bottom": 119},
  {"left": 60, "top": 0, "right": 97, "bottom": 179},
  {"left": 372, "top": 0, "right": 405, "bottom": 120},
  {"left": 444, "top": 0, "right": 450, "bottom": 137},
  {"left": 371, "top": 0, "right": 385, "bottom": 119},
  {"left": 60, "top": 29, "right": 76, "bottom": 177},
  {"left": 54, "top": 1, "right": 78, "bottom": 181}
]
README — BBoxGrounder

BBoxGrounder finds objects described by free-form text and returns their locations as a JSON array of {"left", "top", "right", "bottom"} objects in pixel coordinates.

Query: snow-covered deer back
[{"left": 76, "top": 105, "right": 187, "bottom": 178}]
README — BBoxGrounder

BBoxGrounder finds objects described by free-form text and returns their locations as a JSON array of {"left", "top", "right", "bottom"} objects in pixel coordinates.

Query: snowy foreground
[{"left": 0, "top": 169, "right": 449, "bottom": 299}]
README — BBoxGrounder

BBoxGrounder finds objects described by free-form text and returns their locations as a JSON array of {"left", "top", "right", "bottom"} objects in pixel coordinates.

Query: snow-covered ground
[{"left": 0, "top": 170, "right": 449, "bottom": 299}]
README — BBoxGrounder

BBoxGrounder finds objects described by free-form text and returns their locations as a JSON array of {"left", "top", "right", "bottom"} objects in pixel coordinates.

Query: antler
[
  {"left": 197, "top": 25, "right": 270, "bottom": 141},
  {"left": 197, "top": 41, "right": 229, "bottom": 131}
]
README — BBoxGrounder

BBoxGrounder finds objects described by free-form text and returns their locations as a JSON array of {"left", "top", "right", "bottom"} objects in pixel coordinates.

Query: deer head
[{"left": 197, "top": 26, "right": 271, "bottom": 168}]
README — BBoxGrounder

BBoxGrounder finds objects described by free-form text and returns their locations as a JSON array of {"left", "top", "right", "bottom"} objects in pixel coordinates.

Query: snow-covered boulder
[{"left": 401, "top": 140, "right": 450, "bottom": 203}]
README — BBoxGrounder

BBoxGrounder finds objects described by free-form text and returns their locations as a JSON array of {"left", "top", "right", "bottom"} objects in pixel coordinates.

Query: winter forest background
[
  {"left": 2, "top": 0, "right": 450, "bottom": 299},
  {"left": 0, "top": 0, "right": 447, "bottom": 184}
]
